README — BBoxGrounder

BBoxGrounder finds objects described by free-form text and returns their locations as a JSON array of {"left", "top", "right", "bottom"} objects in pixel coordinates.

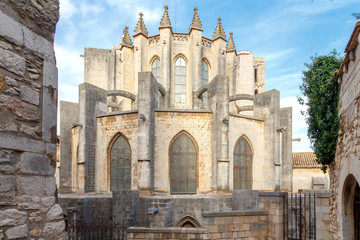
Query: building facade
[
  {"left": 59, "top": 6, "right": 293, "bottom": 196},
  {"left": 330, "top": 21, "right": 360, "bottom": 240},
  {"left": 292, "top": 152, "right": 329, "bottom": 192}
]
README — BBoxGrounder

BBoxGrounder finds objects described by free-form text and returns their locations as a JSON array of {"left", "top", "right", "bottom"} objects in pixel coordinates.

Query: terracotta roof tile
[{"left": 292, "top": 152, "right": 322, "bottom": 169}]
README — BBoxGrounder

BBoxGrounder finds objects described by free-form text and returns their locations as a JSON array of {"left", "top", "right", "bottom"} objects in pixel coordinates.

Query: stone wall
[
  {"left": 0, "top": 1, "right": 66, "bottom": 239},
  {"left": 315, "top": 192, "right": 331, "bottom": 239}
]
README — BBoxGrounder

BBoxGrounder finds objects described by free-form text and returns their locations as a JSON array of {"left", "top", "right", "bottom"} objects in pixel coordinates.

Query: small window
[
  {"left": 201, "top": 61, "right": 208, "bottom": 106},
  {"left": 110, "top": 135, "right": 131, "bottom": 191},
  {"left": 175, "top": 57, "right": 186, "bottom": 103},
  {"left": 151, "top": 59, "right": 160, "bottom": 82},
  {"left": 234, "top": 136, "right": 252, "bottom": 190}
]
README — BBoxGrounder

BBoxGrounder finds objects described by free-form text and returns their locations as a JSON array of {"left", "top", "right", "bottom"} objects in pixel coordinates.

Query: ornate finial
[
  {"left": 226, "top": 32, "right": 236, "bottom": 52},
  {"left": 213, "top": 17, "right": 226, "bottom": 41},
  {"left": 190, "top": 6, "right": 202, "bottom": 32},
  {"left": 134, "top": 12, "right": 148, "bottom": 37},
  {"left": 121, "top": 26, "right": 133, "bottom": 47},
  {"left": 213, "top": 18, "right": 226, "bottom": 41},
  {"left": 159, "top": 5, "right": 172, "bottom": 29}
]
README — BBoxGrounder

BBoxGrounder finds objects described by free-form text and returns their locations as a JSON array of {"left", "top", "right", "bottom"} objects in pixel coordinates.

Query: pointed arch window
[
  {"left": 151, "top": 59, "right": 160, "bottom": 82},
  {"left": 233, "top": 136, "right": 253, "bottom": 190},
  {"left": 175, "top": 57, "right": 186, "bottom": 103},
  {"left": 170, "top": 132, "right": 197, "bottom": 194},
  {"left": 201, "top": 61, "right": 209, "bottom": 106},
  {"left": 110, "top": 135, "right": 131, "bottom": 191}
]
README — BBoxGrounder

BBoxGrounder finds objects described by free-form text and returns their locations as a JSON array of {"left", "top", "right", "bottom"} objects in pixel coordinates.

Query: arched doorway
[
  {"left": 233, "top": 135, "right": 253, "bottom": 190},
  {"left": 342, "top": 174, "right": 360, "bottom": 240},
  {"left": 109, "top": 134, "right": 131, "bottom": 191},
  {"left": 169, "top": 132, "right": 197, "bottom": 194},
  {"left": 176, "top": 216, "right": 201, "bottom": 228}
]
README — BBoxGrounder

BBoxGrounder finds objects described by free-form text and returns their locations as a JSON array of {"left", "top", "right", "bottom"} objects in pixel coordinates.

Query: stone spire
[
  {"left": 121, "top": 26, "right": 133, "bottom": 47},
  {"left": 226, "top": 32, "right": 236, "bottom": 52},
  {"left": 159, "top": 5, "right": 172, "bottom": 29},
  {"left": 213, "top": 17, "right": 226, "bottom": 41},
  {"left": 134, "top": 12, "right": 148, "bottom": 37},
  {"left": 190, "top": 7, "right": 202, "bottom": 31}
]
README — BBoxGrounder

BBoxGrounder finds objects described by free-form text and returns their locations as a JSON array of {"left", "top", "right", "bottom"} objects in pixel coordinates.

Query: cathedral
[{"left": 59, "top": 6, "right": 293, "bottom": 196}]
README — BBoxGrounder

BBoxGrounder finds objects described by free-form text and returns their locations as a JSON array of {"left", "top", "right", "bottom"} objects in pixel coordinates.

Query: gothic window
[
  {"left": 110, "top": 135, "right": 131, "bottom": 191},
  {"left": 201, "top": 61, "right": 209, "bottom": 106},
  {"left": 233, "top": 136, "right": 253, "bottom": 190},
  {"left": 175, "top": 57, "right": 186, "bottom": 103},
  {"left": 170, "top": 132, "right": 197, "bottom": 194},
  {"left": 151, "top": 59, "right": 160, "bottom": 82}
]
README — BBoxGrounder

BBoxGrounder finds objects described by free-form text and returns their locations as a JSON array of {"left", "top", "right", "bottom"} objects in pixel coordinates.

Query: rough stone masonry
[{"left": 0, "top": 0, "right": 66, "bottom": 239}]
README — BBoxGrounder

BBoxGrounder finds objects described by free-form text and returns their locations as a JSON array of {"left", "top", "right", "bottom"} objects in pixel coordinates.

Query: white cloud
[
  {"left": 280, "top": 96, "right": 312, "bottom": 152},
  {"left": 55, "top": 45, "right": 83, "bottom": 78},
  {"left": 59, "top": 0, "right": 77, "bottom": 20},
  {"left": 264, "top": 48, "right": 295, "bottom": 62},
  {"left": 135, "top": 7, "right": 162, "bottom": 23}
]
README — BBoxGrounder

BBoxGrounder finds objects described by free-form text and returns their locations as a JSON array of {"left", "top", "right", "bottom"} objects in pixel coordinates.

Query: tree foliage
[
  {"left": 298, "top": 51, "right": 343, "bottom": 172},
  {"left": 352, "top": 12, "right": 360, "bottom": 20}
]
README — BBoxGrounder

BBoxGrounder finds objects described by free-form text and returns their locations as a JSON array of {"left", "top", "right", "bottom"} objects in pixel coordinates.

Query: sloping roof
[
  {"left": 339, "top": 21, "right": 360, "bottom": 76},
  {"left": 292, "top": 152, "right": 322, "bottom": 169}
]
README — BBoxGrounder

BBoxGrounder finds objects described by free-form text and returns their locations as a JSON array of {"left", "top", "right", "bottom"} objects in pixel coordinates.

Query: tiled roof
[{"left": 292, "top": 152, "right": 322, "bottom": 169}]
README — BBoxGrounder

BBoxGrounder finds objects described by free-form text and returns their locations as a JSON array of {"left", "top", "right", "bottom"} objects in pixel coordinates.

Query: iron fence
[{"left": 66, "top": 223, "right": 126, "bottom": 240}]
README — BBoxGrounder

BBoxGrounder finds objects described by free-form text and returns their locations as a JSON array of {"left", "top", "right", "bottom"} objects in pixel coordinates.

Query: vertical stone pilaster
[
  {"left": 78, "top": 83, "right": 107, "bottom": 193},
  {"left": 137, "top": 72, "right": 158, "bottom": 191},
  {"left": 208, "top": 75, "right": 229, "bottom": 191}
]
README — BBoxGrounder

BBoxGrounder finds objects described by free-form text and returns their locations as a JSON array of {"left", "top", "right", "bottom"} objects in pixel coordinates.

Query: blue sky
[{"left": 55, "top": 0, "right": 360, "bottom": 152}]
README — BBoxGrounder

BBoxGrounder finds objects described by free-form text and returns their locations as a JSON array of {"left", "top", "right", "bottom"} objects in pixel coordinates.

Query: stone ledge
[
  {"left": 155, "top": 109, "right": 212, "bottom": 113},
  {"left": 202, "top": 210, "right": 269, "bottom": 217},
  {"left": 126, "top": 227, "right": 208, "bottom": 234},
  {"left": 258, "top": 191, "right": 287, "bottom": 197},
  {"left": 229, "top": 113, "right": 264, "bottom": 122},
  {"left": 97, "top": 110, "right": 138, "bottom": 118}
]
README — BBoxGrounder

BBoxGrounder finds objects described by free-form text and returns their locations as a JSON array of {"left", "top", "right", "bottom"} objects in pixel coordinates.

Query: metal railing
[{"left": 286, "top": 192, "right": 316, "bottom": 240}]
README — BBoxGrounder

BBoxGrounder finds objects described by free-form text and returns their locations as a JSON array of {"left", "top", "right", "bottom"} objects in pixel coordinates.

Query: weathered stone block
[
  {"left": 0, "top": 209, "right": 27, "bottom": 227},
  {"left": 20, "top": 85, "right": 39, "bottom": 105},
  {"left": 18, "top": 176, "right": 45, "bottom": 196},
  {"left": 42, "top": 86, "right": 57, "bottom": 142},
  {"left": 46, "top": 204, "right": 64, "bottom": 220},
  {"left": 0, "top": 95, "right": 40, "bottom": 121},
  {"left": 0, "top": 48, "right": 26, "bottom": 76},
  {"left": 0, "top": 73, "right": 4, "bottom": 92},
  {"left": 20, "top": 152, "right": 55, "bottom": 175},
  {"left": 5, "top": 224, "right": 28, "bottom": 239},
  {"left": 43, "top": 60, "right": 58, "bottom": 88},
  {"left": 43, "top": 221, "right": 66, "bottom": 239},
  {"left": 41, "top": 196, "right": 55, "bottom": 208},
  {"left": 0, "top": 165, "right": 14, "bottom": 174},
  {"left": 0, "top": 134, "right": 45, "bottom": 153},
  {"left": 0, "top": 175, "right": 15, "bottom": 194},
  {"left": 29, "top": 228, "right": 41, "bottom": 237},
  {"left": 5, "top": 76, "right": 18, "bottom": 87}
]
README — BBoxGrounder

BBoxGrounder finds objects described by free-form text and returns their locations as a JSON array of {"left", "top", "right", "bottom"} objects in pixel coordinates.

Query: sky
[{"left": 55, "top": 0, "right": 360, "bottom": 152}]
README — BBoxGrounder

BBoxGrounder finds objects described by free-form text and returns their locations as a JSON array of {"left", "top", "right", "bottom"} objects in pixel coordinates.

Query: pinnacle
[
  {"left": 159, "top": 5, "right": 172, "bottom": 29},
  {"left": 134, "top": 12, "right": 148, "bottom": 37},
  {"left": 226, "top": 32, "right": 236, "bottom": 52},
  {"left": 121, "top": 26, "right": 133, "bottom": 47},
  {"left": 213, "top": 17, "right": 226, "bottom": 41},
  {"left": 190, "top": 7, "right": 202, "bottom": 32}
]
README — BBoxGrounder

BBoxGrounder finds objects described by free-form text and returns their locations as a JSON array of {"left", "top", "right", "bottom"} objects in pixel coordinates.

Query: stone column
[
  {"left": 137, "top": 72, "right": 158, "bottom": 192},
  {"left": 0, "top": 1, "right": 67, "bottom": 238}
]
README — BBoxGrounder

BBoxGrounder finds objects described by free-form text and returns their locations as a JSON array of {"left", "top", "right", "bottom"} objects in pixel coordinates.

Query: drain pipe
[{"left": 148, "top": 207, "right": 159, "bottom": 228}]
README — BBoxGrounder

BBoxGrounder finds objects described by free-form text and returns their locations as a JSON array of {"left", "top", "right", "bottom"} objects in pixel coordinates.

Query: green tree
[{"left": 298, "top": 51, "right": 343, "bottom": 172}]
